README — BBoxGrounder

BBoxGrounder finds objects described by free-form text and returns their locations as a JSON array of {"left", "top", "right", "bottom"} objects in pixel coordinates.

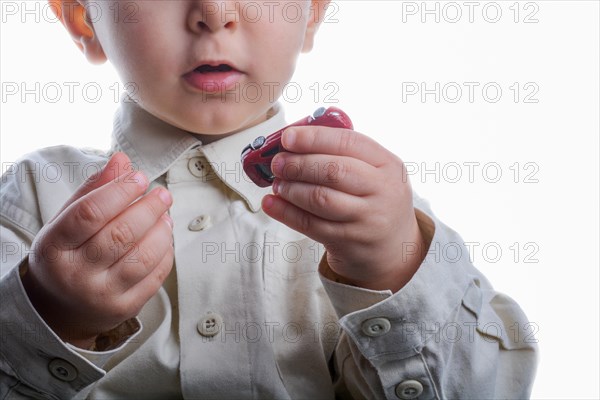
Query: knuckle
[
  {"left": 343, "top": 225, "right": 368, "bottom": 245},
  {"left": 137, "top": 246, "right": 159, "bottom": 272},
  {"left": 282, "top": 156, "right": 302, "bottom": 181},
  {"left": 139, "top": 254, "right": 173, "bottom": 300},
  {"left": 142, "top": 194, "right": 164, "bottom": 218},
  {"left": 298, "top": 211, "right": 312, "bottom": 233},
  {"left": 392, "top": 155, "right": 406, "bottom": 175},
  {"left": 371, "top": 214, "right": 393, "bottom": 237},
  {"left": 309, "top": 185, "right": 330, "bottom": 210},
  {"left": 110, "top": 221, "right": 136, "bottom": 250},
  {"left": 154, "top": 256, "right": 173, "bottom": 286},
  {"left": 74, "top": 199, "right": 105, "bottom": 227},
  {"left": 103, "top": 273, "right": 124, "bottom": 296},
  {"left": 334, "top": 161, "right": 348, "bottom": 184},
  {"left": 337, "top": 223, "right": 353, "bottom": 241},
  {"left": 338, "top": 217, "right": 370, "bottom": 244},
  {"left": 111, "top": 299, "right": 134, "bottom": 322},
  {"left": 114, "top": 176, "right": 139, "bottom": 200},
  {"left": 354, "top": 199, "right": 370, "bottom": 217},
  {"left": 384, "top": 156, "right": 407, "bottom": 185},
  {"left": 35, "top": 230, "right": 61, "bottom": 259},
  {"left": 338, "top": 131, "right": 358, "bottom": 154},
  {"left": 92, "top": 280, "right": 116, "bottom": 306},
  {"left": 146, "top": 275, "right": 164, "bottom": 298},
  {"left": 309, "top": 128, "right": 320, "bottom": 150}
]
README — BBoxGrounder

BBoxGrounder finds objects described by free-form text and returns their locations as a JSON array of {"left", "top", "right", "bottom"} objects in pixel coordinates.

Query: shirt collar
[{"left": 110, "top": 96, "right": 286, "bottom": 212}]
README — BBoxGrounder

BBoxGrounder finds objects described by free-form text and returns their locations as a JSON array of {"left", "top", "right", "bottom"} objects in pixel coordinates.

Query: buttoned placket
[{"left": 166, "top": 147, "right": 256, "bottom": 397}]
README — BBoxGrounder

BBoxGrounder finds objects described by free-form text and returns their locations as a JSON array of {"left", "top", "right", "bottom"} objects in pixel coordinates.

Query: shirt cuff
[
  {"left": 320, "top": 204, "right": 475, "bottom": 361},
  {"left": 0, "top": 258, "right": 141, "bottom": 397},
  {"left": 67, "top": 318, "right": 142, "bottom": 368},
  {"left": 319, "top": 272, "right": 393, "bottom": 319}
]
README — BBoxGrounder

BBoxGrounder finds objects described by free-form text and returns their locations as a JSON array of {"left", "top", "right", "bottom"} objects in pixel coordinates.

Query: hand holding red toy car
[{"left": 244, "top": 106, "right": 427, "bottom": 293}]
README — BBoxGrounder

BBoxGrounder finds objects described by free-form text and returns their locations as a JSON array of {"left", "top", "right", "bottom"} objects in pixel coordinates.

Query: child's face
[{"left": 73, "top": 1, "right": 325, "bottom": 139}]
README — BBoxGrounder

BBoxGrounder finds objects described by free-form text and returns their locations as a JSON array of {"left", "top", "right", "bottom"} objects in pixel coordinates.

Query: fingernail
[
  {"left": 271, "top": 154, "right": 284, "bottom": 177},
  {"left": 162, "top": 213, "right": 173, "bottom": 228},
  {"left": 272, "top": 179, "right": 280, "bottom": 194},
  {"left": 282, "top": 128, "right": 296, "bottom": 149},
  {"left": 133, "top": 172, "right": 148, "bottom": 187},
  {"left": 158, "top": 188, "right": 172, "bottom": 205},
  {"left": 262, "top": 195, "right": 275, "bottom": 209}
]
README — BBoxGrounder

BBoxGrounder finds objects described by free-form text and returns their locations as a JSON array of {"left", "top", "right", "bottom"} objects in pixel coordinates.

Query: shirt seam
[
  {"left": 417, "top": 348, "right": 441, "bottom": 400},
  {"left": 0, "top": 207, "right": 37, "bottom": 239}
]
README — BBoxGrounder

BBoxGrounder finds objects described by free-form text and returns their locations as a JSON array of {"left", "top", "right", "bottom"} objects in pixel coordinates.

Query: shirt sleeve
[
  {"left": 1, "top": 207, "right": 141, "bottom": 400},
  {"left": 319, "top": 194, "right": 539, "bottom": 399}
]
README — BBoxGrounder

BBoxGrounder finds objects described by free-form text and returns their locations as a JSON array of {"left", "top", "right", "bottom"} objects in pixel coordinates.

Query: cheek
[
  {"left": 95, "top": 6, "right": 180, "bottom": 83},
  {"left": 111, "top": 34, "right": 181, "bottom": 102},
  {"left": 251, "top": 24, "right": 306, "bottom": 79}
]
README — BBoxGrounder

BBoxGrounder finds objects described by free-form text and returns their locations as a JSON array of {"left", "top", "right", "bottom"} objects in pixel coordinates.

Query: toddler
[{"left": 0, "top": 0, "right": 538, "bottom": 398}]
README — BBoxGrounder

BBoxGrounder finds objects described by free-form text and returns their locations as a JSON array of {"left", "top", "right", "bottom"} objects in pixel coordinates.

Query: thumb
[
  {"left": 87, "top": 151, "right": 136, "bottom": 188},
  {"left": 50, "top": 152, "right": 137, "bottom": 221}
]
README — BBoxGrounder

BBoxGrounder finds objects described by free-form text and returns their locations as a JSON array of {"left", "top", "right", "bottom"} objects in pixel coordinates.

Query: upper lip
[{"left": 185, "top": 59, "right": 243, "bottom": 75}]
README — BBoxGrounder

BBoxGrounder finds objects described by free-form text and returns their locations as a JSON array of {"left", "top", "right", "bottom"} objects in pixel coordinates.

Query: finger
[
  {"left": 281, "top": 126, "right": 394, "bottom": 167},
  {"left": 86, "top": 187, "right": 173, "bottom": 267},
  {"left": 262, "top": 194, "right": 339, "bottom": 244},
  {"left": 272, "top": 180, "right": 367, "bottom": 222},
  {"left": 52, "top": 168, "right": 149, "bottom": 249},
  {"left": 121, "top": 238, "right": 175, "bottom": 312},
  {"left": 50, "top": 152, "right": 135, "bottom": 222},
  {"left": 108, "top": 213, "right": 173, "bottom": 292},
  {"left": 271, "top": 153, "right": 378, "bottom": 196}
]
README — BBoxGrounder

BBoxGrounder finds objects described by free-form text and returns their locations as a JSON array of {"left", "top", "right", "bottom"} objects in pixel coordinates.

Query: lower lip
[{"left": 183, "top": 70, "right": 243, "bottom": 93}]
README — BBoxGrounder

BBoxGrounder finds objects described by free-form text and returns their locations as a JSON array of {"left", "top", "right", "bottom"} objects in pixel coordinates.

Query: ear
[
  {"left": 49, "top": 0, "right": 107, "bottom": 64},
  {"left": 302, "top": 0, "right": 332, "bottom": 53}
]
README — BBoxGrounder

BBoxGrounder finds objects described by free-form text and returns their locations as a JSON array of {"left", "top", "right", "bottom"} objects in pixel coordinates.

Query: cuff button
[
  {"left": 48, "top": 358, "right": 78, "bottom": 382},
  {"left": 395, "top": 380, "right": 424, "bottom": 399}
]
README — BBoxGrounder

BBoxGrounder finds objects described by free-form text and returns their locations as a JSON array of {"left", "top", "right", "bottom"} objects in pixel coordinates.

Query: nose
[{"left": 187, "top": 1, "right": 239, "bottom": 33}]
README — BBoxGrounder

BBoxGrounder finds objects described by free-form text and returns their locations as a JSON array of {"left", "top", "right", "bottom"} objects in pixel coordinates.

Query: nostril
[
  {"left": 196, "top": 21, "right": 210, "bottom": 31},
  {"left": 194, "top": 20, "right": 234, "bottom": 32}
]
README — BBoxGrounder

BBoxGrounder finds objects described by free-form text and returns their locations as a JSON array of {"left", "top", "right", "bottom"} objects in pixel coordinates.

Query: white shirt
[{"left": 0, "top": 98, "right": 538, "bottom": 399}]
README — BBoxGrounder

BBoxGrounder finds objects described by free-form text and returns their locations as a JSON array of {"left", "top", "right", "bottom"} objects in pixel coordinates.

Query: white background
[{"left": 1, "top": 1, "right": 599, "bottom": 398}]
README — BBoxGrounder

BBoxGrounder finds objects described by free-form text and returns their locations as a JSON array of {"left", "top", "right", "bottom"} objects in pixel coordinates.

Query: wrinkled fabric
[{"left": 0, "top": 98, "right": 538, "bottom": 399}]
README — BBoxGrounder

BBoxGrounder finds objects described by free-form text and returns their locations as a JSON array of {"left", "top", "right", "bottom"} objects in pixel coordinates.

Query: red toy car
[{"left": 241, "top": 106, "right": 354, "bottom": 187}]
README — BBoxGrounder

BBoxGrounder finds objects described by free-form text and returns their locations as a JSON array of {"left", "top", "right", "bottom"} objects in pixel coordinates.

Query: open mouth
[
  {"left": 194, "top": 64, "right": 236, "bottom": 73},
  {"left": 184, "top": 62, "right": 243, "bottom": 92}
]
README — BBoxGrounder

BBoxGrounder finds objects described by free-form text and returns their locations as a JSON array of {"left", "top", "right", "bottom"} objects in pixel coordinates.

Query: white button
[
  {"left": 188, "top": 215, "right": 212, "bottom": 231},
  {"left": 48, "top": 358, "right": 78, "bottom": 382},
  {"left": 395, "top": 380, "right": 423, "bottom": 399},
  {"left": 361, "top": 317, "right": 391, "bottom": 337},
  {"left": 188, "top": 156, "right": 209, "bottom": 178},
  {"left": 197, "top": 312, "right": 223, "bottom": 337}
]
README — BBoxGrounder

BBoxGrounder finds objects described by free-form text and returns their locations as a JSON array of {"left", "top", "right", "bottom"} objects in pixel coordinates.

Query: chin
[
  {"left": 187, "top": 103, "right": 269, "bottom": 134},
  {"left": 183, "top": 113, "right": 248, "bottom": 134},
  {"left": 141, "top": 94, "right": 270, "bottom": 136}
]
